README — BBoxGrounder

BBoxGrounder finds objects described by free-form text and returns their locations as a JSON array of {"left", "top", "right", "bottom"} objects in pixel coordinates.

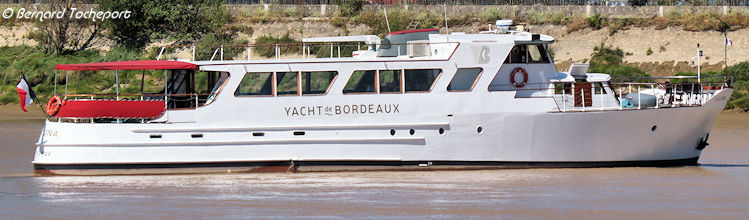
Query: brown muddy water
[{"left": 1, "top": 111, "right": 749, "bottom": 218}]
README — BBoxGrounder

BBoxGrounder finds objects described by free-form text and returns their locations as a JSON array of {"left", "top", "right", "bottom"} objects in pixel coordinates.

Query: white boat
[{"left": 32, "top": 22, "right": 734, "bottom": 175}]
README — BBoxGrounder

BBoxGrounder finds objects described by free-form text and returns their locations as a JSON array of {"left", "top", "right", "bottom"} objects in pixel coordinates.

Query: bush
[
  {"left": 590, "top": 64, "right": 649, "bottom": 78},
  {"left": 590, "top": 43, "right": 624, "bottom": 67},
  {"left": 253, "top": 33, "right": 300, "bottom": 58},
  {"left": 337, "top": 0, "right": 365, "bottom": 17},
  {"left": 646, "top": 48, "right": 653, "bottom": 56},
  {"left": 354, "top": 8, "right": 411, "bottom": 36},
  {"left": 479, "top": 8, "right": 507, "bottom": 22},
  {"left": 527, "top": 11, "right": 570, "bottom": 25},
  {"left": 588, "top": 43, "right": 649, "bottom": 78},
  {"left": 566, "top": 16, "right": 590, "bottom": 33},
  {"left": 587, "top": 14, "right": 604, "bottom": 30},
  {"left": 196, "top": 32, "right": 249, "bottom": 61}
]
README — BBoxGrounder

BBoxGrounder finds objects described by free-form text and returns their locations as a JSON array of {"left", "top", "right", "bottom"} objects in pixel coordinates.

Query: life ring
[
  {"left": 46, "top": 96, "right": 64, "bottom": 116},
  {"left": 510, "top": 67, "right": 528, "bottom": 88}
]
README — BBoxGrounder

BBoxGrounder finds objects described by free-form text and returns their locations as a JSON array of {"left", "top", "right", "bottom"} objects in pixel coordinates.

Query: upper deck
[{"left": 159, "top": 28, "right": 554, "bottom": 66}]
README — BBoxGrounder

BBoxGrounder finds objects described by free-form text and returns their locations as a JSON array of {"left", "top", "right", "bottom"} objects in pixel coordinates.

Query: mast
[{"left": 725, "top": 31, "right": 728, "bottom": 77}]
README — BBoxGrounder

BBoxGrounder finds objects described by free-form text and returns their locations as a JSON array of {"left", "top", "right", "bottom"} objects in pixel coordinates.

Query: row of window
[{"left": 234, "top": 68, "right": 483, "bottom": 96}]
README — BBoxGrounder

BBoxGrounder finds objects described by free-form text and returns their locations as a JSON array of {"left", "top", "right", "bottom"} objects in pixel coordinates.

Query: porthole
[
  {"left": 439, "top": 128, "right": 445, "bottom": 135},
  {"left": 390, "top": 129, "right": 396, "bottom": 136},
  {"left": 409, "top": 129, "right": 415, "bottom": 135},
  {"left": 477, "top": 126, "right": 483, "bottom": 134},
  {"left": 651, "top": 125, "right": 657, "bottom": 132}
]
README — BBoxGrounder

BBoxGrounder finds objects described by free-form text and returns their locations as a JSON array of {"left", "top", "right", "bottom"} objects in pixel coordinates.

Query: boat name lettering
[
  {"left": 284, "top": 104, "right": 400, "bottom": 117},
  {"left": 44, "top": 129, "right": 58, "bottom": 137}
]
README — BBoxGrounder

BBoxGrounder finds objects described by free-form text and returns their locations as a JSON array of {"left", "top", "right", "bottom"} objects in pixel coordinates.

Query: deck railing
[
  {"left": 488, "top": 75, "right": 732, "bottom": 112},
  {"left": 156, "top": 41, "right": 459, "bottom": 62}
]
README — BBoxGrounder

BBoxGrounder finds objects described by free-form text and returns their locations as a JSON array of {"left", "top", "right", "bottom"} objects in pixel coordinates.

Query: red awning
[
  {"left": 55, "top": 60, "right": 197, "bottom": 71},
  {"left": 54, "top": 100, "right": 166, "bottom": 119}
]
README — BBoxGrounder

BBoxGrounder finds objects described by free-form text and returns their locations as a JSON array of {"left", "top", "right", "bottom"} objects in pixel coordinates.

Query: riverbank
[{"left": 0, "top": 104, "right": 46, "bottom": 122}]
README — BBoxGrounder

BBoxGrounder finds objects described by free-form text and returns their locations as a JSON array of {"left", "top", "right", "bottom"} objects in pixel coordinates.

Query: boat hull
[
  {"left": 32, "top": 89, "right": 732, "bottom": 176},
  {"left": 34, "top": 157, "right": 699, "bottom": 176}
]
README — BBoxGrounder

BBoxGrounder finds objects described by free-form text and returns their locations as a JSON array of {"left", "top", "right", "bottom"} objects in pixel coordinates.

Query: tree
[
  {"left": 97, "top": 0, "right": 228, "bottom": 50},
  {"left": 28, "top": 0, "right": 104, "bottom": 55}
]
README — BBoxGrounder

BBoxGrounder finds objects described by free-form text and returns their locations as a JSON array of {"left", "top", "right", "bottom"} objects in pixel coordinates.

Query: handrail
[
  {"left": 65, "top": 93, "right": 214, "bottom": 97},
  {"left": 157, "top": 41, "right": 459, "bottom": 62},
  {"left": 611, "top": 75, "right": 734, "bottom": 80}
]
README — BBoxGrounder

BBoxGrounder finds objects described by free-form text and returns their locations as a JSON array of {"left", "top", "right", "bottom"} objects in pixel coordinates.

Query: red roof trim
[
  {"left": 386, "top": 29, "right": 440, "bottom": 36},
  {"left": 55, "top": 60, "right": 197, "bottom": 71}
]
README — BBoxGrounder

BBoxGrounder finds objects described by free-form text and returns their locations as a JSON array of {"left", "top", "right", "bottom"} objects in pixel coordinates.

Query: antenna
[
  {"left": 443, "top": 4, "right": 449, "bottom": 35},
  {"left": 384, "top": 8, "right": 391, "bottom": 33},
  {"left": 697, "top": 43, "right": 702, "bottom": 84}
]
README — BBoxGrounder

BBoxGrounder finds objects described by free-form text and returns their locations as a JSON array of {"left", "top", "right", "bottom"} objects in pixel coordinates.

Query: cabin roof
[{"left": 55, "top": 60, "right": 197, "bottom": 71}]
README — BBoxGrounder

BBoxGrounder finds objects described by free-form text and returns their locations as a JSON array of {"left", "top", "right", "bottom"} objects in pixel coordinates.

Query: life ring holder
[
  {"left": 510, "top": 67, "right": 528, "bottom": 88},
  {"left": 46, "top": 95, "right": 65, "bottom": 116}
]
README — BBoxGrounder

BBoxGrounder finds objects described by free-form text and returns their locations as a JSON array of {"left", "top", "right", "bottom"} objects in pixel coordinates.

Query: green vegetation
[
  {"left": 336, "top": 0, "right": 365, "bottom": 17},
  {"left": 588, "top": 43, "right": 650, "bottom": 78},
  {"left": 646, "top": 47, "right": 653, "bottom": 56},
  {"left": 98, "top": 0, "right": 229, "bottom": 50},
  {"left": 586, "top": 14, "right": 604, "bottom": 30},
  {"left": 253, "top": 33, "right": 300, "bottom": 58}
]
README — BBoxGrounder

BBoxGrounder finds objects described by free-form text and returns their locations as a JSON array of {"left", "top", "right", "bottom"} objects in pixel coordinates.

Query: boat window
[
  {"left": 594, "top": 82, "right": 607, "bottom": 94},
  {"left": 448, "top": 68, "right": 482, "bottom": 91},
  {"left": 302, "top": 71, "right": 337, "bottom": 95},
  {"left": 276, "top": 72, "right": 299, "bottom": 96},
  {"left": 344, "top": 70, "right": 376, "bottom": 94},
  {"left": 554, "top": 83, "right": 572, "bottom": 94},
  {"left": 197, "top": 71, "right": 229, "bottom": 105},
  {"left": 405, "top": 69, "right": 441, "bottom": 92},
  {"left": 379, "top": 70, "right": 402, "bottom": 93},
  {"left": 235, "top": 72, "right": 273, "bottom": 96},
  {"left": 378, "top": 38, "right": 391, "bottom": 49},
  {"left": 504, "top": 45, "right": 527, "bottom": 64},
  {"left": 528, "top": 44, "right": 550, "bottom": 63}
]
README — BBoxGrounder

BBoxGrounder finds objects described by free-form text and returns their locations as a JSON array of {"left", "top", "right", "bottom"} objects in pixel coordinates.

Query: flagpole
[{"left": 725, "top": 31, "right": 728, "bottom": 77}]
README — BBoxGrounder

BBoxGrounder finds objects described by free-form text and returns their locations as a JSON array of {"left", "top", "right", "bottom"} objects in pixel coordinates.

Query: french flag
[
  {"left": 725, "top": 37, "right": 733, "bottom": 46},
  {"left": 16, "top": 73, "right": 36, "bottom": 112}
]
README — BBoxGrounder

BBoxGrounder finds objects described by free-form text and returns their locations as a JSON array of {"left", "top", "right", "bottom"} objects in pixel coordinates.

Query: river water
[{"left": 2, "top": 114, "right": 749, "bottom": 219}]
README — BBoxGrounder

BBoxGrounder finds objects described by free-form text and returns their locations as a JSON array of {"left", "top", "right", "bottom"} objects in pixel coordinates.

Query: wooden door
[{"left": 574, "top": 82, "right": 593, "bottom": 107}]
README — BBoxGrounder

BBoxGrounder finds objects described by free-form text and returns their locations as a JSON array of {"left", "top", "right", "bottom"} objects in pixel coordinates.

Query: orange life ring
[
  {"left": 46, "top": 96, "right": 64, "bottom": 116},
  {"left": 510, "top": 67, "right": 528, "bottom": 88}
]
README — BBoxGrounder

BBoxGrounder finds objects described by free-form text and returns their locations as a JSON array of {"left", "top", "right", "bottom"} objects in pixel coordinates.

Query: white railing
[
  {"left": 489, "top": 75, "right": 732, "bottom": 113},
  {"left": 155, "top": 41, "right": 459, "bottom": 62}
]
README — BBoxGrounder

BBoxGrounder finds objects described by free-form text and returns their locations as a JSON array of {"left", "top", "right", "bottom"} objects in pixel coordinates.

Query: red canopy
[
  {"left": 54, "top": 99, "right": 165, "bottom": 119},
  {"left": 55, "top": 60, "right": 197, "bottom": 71}
]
